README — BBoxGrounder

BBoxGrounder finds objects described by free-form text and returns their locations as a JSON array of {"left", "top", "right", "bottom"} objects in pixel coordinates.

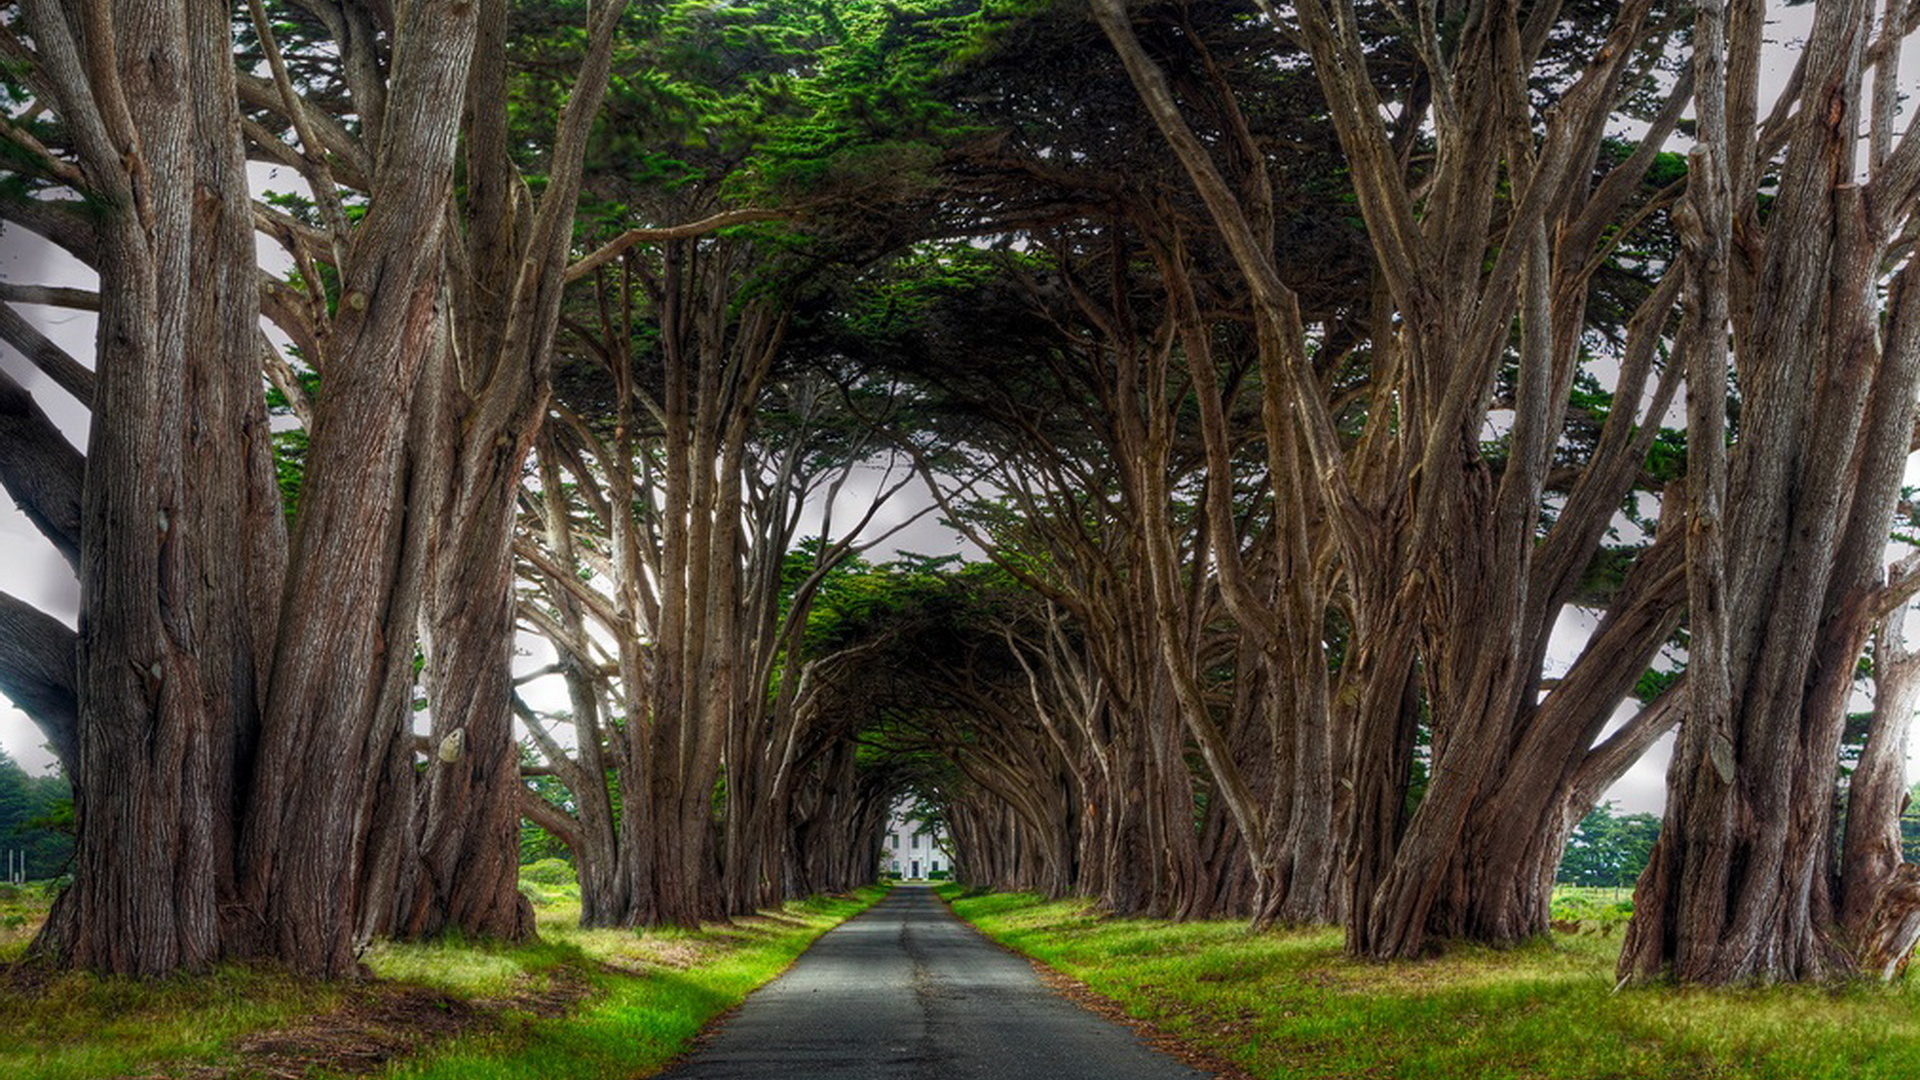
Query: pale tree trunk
[
  {"left": 512, "top": 340, "right": 658, "bottom": 929},
  {"left": 1840, "top": 609, "right": 1920, "bottom": 978},
  {"left": 1622, "top": 0, "right": 1920, "bottom": 985},
  {"left": 516, "top": 237, "right": 786, "bottom": 929},
  {"left": 522, "top": 429, "right": 626, "bottom": 924},
  {"left": 404, "top": 0, "right": 626, "bottom": 943}
]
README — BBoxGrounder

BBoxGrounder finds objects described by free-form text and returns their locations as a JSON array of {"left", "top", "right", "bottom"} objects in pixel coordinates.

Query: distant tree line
[
  {"left": 0, "top": 750, "right": 69, "bottom": 883},
  {"left": 1558, "top": 804, "right": 1661, "bottom": 891}
]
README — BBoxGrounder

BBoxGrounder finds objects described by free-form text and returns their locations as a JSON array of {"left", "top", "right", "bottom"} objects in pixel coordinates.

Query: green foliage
[
  {"left": 269, "top": 427, "right": 309, "bottom": 522},
  {"left": 0, "top": 876, "right": 50, "bottom": 956},
  {"left": 0, "top": 748, "right": 71, "bottom": 883},
  {"left": 1549, "top": 888, "right": 1635, "bottom": 934},
  {"left": 741, "top": 0, "right": 990, "bottom": 201},
  {"left": 782, "top": 545, "right": 970, "bottom": 655},
  {"left": 263, "top": 372, "right": 319, "bottom": 521},
  {"left": 1631, "top": 666, "right": 1681, "bottom": 704},
  {"left": 1557, "top": 802, "right": 1660, "bottom": 890},
  {"left": 521, "top": 857, "right": 577, "bottom": 887}
]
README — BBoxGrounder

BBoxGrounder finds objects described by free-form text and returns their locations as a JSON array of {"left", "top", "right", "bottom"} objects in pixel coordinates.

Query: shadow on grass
[{"left": 948, "top": 890, "right": 1920, "bottom": 1080}]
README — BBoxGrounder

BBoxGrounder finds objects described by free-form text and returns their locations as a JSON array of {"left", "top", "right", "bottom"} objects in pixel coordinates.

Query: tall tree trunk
[
  {"left": 406, "top": 0, "right": 625, "bottom": 942},
  {"left": 1621, "top": 0, "right": 1920, "bottom": 985},
  {"left": 1840, "top": 614, "right": 1920, "bottom": 977},
  {"left": 25, "top": 0, "right": 481, "bottom": 978},
  {"left": 29, "top": 0, "right": 280, "bottom": 976},
  {"left": 236, "top": 0, "right": 478, "bottom": 977}
]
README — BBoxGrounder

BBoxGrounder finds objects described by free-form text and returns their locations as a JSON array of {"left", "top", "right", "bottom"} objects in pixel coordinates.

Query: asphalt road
[{"left": 655, "top": 884, "right": 1209, "bottom": 1080}]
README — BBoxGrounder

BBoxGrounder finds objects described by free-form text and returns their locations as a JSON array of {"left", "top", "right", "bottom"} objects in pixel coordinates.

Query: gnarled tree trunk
[{"left": 1621, "top": 0, "right": 1920, "bottom": 986}]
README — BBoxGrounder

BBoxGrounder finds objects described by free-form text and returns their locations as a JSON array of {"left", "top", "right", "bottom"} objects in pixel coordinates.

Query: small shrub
[
  {"left": 522, "top": 858, "right": 577, "bottom": 886},
  {"left": 1549, "top": 890, "right": 1633, "bottom": 935}
]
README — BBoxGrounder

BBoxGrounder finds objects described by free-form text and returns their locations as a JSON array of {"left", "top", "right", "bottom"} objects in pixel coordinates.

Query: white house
[{"left": 880, "top": 803, "right": 950, "bottom": 880}]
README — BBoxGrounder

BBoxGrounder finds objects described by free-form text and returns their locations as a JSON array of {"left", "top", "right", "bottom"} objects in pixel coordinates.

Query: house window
[{"left": 912, "top": 833, "right": 922, "bottom": 849}]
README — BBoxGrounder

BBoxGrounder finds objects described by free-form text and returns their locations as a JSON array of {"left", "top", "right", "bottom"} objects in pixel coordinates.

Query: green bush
[
  {"left": 521, "top": 858, "right": 577, "bottom": 886},
  {"left": 1549, "top": 889, "right": 1633, "bottom": 935}
]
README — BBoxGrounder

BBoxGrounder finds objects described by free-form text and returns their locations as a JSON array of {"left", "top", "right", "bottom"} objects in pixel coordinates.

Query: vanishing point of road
[{"left": 657, "top": 884, "right": 1210, "bottom": 1080}]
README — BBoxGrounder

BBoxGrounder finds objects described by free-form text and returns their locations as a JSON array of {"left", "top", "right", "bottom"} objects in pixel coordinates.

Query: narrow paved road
[{"left": 656, "top": 885, "right": 1209, "bottom": 1080}]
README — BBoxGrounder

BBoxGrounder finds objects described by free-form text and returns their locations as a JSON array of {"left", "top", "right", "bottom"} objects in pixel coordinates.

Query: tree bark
[
  {"left": 27, "top": 0, "right": 283, "bottom": 976},
  {"left": 1620, "top": 0, "right": 1920, "bottom": 986},
  {"left": 403, "top": 0, "right": 625, "bottom": 944}
]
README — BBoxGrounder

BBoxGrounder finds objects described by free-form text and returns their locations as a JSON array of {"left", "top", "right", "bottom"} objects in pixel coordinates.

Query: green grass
[
  {"left": 381, "top": 887, "right": 887, "bottom": 1080},
  {"left": 0, "top": 958, "right": 355, "bottom": 1079},
  {"left": 941, "top": 886, "right": 1920, "bottom": 1080},
  {"left": 0, "top": 878, "right": 886, "bottom": 1080},
  {"left": 0, "top": 881, "right": 56, "bottom": 959}
]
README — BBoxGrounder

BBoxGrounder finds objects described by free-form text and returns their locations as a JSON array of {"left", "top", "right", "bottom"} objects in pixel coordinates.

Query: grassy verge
[
  {"left": 379, "top": 886, "right": 886, "bottom": 1080},
  {"left": 941, "top": 886, "right": 1920, "bottom": 1080},
  {"left": 0, "top": 878, "right": 886, "bottom": 1080}
]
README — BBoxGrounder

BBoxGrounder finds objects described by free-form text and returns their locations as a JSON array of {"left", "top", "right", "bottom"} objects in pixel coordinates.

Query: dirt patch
[
  {"left": 473, "top": 971, "right": 595, "bottom": 1019},
  {"left": 0, "top": 957, "right": 58, "bottom": 996},
  {"left": 128, "top": 973, "right": 594, "bottom": 1080},
  {"left": 636, "top": 938, "right": 707, "bottom": 970}
]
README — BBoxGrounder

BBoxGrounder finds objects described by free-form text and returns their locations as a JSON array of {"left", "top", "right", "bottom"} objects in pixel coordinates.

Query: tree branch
[
  {"left": 564, "top": 208, "right": 787, "bottom": 283},
  {"left": 0, "top": 366, "right": 83, "bottom": 568},
  {"left": 0, "top": 591, "right": 76, "bottom": 777},
  {"left": 0, "top": 300, "right": 96, "bottom": 407}
]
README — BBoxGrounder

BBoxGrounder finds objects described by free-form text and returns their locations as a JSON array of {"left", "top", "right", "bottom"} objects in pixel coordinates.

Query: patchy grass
[
  {"left": 0, "top": 960, "right": 356, "bottom": 1080},
  {"left": 942, "top": 887, "right": 1920, "bottom": 1080},
  {"left": 383, "top": 888, "right": 886, "bottom": 1080},
  {"left": 0, "top": 878, "right": 885, "bottom": 1080},
  {"left": 0, "top": 880, "right": 57, "bottom": 960}
]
